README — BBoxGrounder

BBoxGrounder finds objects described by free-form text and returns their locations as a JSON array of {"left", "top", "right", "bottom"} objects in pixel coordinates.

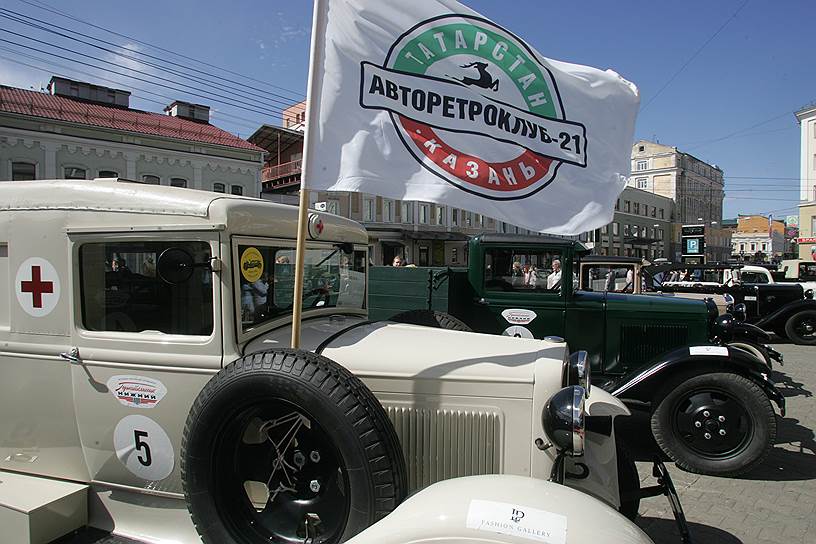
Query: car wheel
[
  {"left": 784, "top": 310, "right": 816, "bottom": 345},
  {"left": 616, "top": 442, "right": 640, "bottom": 520},
  {"left": 728, "top": 341, "right": 772, "bottom": 369},
  {"left": 389, "top": 309, "right": 473, "bottom": 332},
  {"left": 181, "top": 349, "right": 407, "bottom": 544},
  {"left": 651, "top": 372, "right": 775, "bottom": 477}
]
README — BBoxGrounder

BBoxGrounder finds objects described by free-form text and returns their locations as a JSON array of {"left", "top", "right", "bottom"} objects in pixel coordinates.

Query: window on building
[
  {"left": 651, "top": 207, "right": 656, "bottom": 218},
  {"left": 623, "top": 224, "right": 630, "bottom": 236},
  {"left": 636, "top": 160, "right": 648, "bottom": 171},
  {"left": 613, "top": 222, "right": 619, "bottom": 236},
  {"left": 624, "top": 200, "right": 631, "bottom": 212},
  {"left": 636, "top": 177, "right": 648, "bottom": 189},
  {"left": 98, "top": 170, "right": 119, "bottom": 178},
  {"left": 213, "top": 182, "right": 226, "bottom": 193},
  {"left": 11, "top": 161, "right": 36, "bottom": 180},
  {"left": 638, "top": 145, "right": 645, "bottom": 152},
  {"left": 615, "top": 199, "right": 620, "bottom": 211},
  {"left": 451, "top": 209, "right": 459, "bottom": 226},
  {"left": 633, "top": 202, "right": 639, "bottom": 215},
  {"left": 762, "top": 242, "right": 767, "bottom": 251},
  {"left": 171, "top": 177, "right": 188, "bottom": 188},
  {"left": 750, "top": 243, "right": 756, "bottom": 251},
  {"left": 141, "top": 174, "right": 160, "bottom": 185},
  {"left": 464, "top": 211, "right": 472, "bottom": 227},
  {"left": 363, "top": 197, "right": 375, "bottom": 222},
  {"left": 419, "top": 203, "right": 429, "bottom": 224},
  {"left": 402, "top": 201, "right": 414, "bottom": 224},
  {"left": 383, "top": 199, "right": 394, "bottom": 222},
  {"left": 435, "top": 205, "right": 445, "bottom": 226},
  {"left": 64, "top": 167, "right": 86, "bottom": 180},
  {"left": 231, "top": 185, "right": 243, "bottom": 195},
  {"left": 643, "top": 205, "right": 649, "bottom": 217},
  {"left": 601, "top": 224, "right": 608, "bottom": 235},
  {"left": 739, "top": 243, "right": 745, "bottom": 252},
  {"left": 476, "top": 214, "right": 484, "bottom": 228},
  {"left": 658, "top": 229, "right": 664, "bottom": 240},
  {"left": 327, "top": 199, "right": 340, "bottom": 215},
  {"left": 451, "top": 247, "right": 458, "bottom": 264},
  {"left": 659, "top": 209, "right": 664, "bottom": 220}
]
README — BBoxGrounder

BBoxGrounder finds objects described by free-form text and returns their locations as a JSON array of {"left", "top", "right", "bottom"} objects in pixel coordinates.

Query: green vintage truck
[{"left": 370, "top": 234, "right": 785, "bottom": 477}]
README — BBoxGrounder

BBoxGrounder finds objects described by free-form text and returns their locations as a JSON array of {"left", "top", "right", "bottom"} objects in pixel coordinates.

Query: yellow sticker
[{"left": 240, "top": 247, "right": 264, "bottom": 282}]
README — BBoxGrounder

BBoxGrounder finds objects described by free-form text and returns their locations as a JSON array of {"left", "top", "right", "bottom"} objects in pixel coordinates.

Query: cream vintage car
[{"left": 0, "top": 179, "right": 657, "bottom": 544}]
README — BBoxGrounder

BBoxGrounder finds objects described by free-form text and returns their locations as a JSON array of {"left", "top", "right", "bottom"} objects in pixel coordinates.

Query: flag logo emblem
[{"left": 360, "top": 14, "right": 588, "bottom": 201}]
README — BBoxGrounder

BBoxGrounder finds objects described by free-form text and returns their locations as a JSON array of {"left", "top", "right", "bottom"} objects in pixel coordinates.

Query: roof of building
[
  {"left": 0, "top": 86, "right": 263, "bottom": 153},
  {"left": 248, "top": 123, "right": 304, "bottom": 151}
]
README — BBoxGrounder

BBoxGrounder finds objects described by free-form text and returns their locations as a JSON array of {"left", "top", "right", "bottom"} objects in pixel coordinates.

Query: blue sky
[{"left": 0, "top": 0, "right": 811, "bottom": 220}]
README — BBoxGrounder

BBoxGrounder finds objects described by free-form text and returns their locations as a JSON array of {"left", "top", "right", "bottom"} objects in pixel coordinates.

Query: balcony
[{"left": 262, "top": 159, "right": 302, "bottom": 192}]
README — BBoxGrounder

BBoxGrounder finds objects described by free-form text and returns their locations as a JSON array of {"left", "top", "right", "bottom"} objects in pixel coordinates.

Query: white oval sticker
[
  {"left": 501, "top": 309, "right": 537, "bottom": 325},
  {"left": 113, "top": 414, "right": 174, "bottom": 481},
  {"left": 107, "top": 375, "right": 167, "bottom": 409}
]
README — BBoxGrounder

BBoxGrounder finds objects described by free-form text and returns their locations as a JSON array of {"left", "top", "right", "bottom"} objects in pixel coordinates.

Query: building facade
[
  {"left": 730, "top": 215, "right": 785, "bottom": 261},
  {"left": 0, "top": 78, "right": 264, "bottom": 194},
  {"left": 628, "top": 140, "right": 728, "bottom": 261},
  {"left": 585, "top": 186, "right": 674, "bottom": 260},
  {"left": 796, "top": 104, "right": 816, "bottom": 202}
]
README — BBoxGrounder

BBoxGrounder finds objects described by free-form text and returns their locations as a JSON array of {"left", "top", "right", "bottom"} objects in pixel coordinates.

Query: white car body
[{"left": 0, "top": 180, "right": 631, "bottom": 543}]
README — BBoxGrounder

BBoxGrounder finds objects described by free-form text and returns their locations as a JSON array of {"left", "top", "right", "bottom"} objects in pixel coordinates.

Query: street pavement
[{"left": 625, "top": 343, "right": 816, "bottom": 544}]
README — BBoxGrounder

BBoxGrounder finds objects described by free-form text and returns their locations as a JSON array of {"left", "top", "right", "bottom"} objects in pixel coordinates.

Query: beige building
[
  {"left": 585, "top": 186, "right": 674, "bottom": 260},
  {"left": 797, "top": 203, "right": 816, "bottom": 260},
  {"left": 796, "top": 104, "right": 816, "bottom": 202},
  {"left": 0, "top": 78, "right": 264, "bottom": 194},
  {"left": 730, "top": 215, "right": 785, "bottom": 261},
  {"left": 629, "top": 140, "right": 728, "bottom": 261}
]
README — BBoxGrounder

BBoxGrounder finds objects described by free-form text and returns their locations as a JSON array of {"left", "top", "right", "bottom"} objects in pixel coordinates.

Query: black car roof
[
  {"left": 475, "top": 233, "right": 588, "bottom": 251},
  {"left": 645, "top": 262, "right": 743, "bottom": 274},
  {"left": 581, "top": 255, "right": 643, "bottom": 264}
]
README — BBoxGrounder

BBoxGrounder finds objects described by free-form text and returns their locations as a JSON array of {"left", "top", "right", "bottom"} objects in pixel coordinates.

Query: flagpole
[{"left": 291, "top": 0, "right": 327, "bottom": 349}]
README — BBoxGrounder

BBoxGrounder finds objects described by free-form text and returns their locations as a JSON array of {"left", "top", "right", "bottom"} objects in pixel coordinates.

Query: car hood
[
  {"left": 604, "top": 291, "right": 709, "bottom": 316},
  {"left": 245, "top": 316, "right": 567, "bottom": 399}
]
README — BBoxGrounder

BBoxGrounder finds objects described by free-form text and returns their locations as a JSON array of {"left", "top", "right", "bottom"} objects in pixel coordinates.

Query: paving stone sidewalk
[{"left": 628, "top": 343, "right": 816, "bottom": 544}]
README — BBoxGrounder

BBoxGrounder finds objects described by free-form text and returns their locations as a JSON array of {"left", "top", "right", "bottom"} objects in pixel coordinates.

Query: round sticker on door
[
  {"left": 240, "top": 247, "right": 264, "bottom": 282},
  {"left": 15, "top": 257, "right": 61, "bottom": 317},
  {"left": 502, "top": 325, "right": 534, "bottom": 338},
  {"left": 113, "top": 414, "right": 174, "bottom": 481},
  {"left": 107, "top": 375, "right": 167, "bottom": 409}
]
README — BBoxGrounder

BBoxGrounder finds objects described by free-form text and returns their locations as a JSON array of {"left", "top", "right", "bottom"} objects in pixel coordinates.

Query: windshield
[{"left": 238, "top": 243, "right": 367, "bottom": 333}]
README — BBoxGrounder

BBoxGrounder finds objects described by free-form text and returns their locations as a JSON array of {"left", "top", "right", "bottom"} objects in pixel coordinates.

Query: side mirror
[{"left": 157, "top": 247, "right": 195, "bottom": 285}]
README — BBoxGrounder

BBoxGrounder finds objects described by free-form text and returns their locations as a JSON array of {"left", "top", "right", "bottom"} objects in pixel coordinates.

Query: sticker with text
[
  {"left": 501, "top": 308, "right": 537, "bottom": 325},
  {"left": 689, "top": 345, "right": 729, "bottom": 357},
  {"left": 466, "top": 499, "right": 567, "bottom": 544},
  {"left": 113, "top": 414, "right": 174, "bottom": 481},
  {"left": 107, "top": 375, "right": 167, "bottom": 409}
]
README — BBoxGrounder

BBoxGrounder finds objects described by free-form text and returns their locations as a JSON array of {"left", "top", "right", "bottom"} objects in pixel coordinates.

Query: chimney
[
  {"left": 164, "top": 100, "right": 210, "bottom": 123},
  {"left": 48, "top": 76, "right": 130, "bottom": 108}
]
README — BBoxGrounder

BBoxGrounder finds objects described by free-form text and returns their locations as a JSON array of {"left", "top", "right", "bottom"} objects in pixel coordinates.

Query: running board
[{"left": 0, "top": 470, "right": 88, "bottom": 544}]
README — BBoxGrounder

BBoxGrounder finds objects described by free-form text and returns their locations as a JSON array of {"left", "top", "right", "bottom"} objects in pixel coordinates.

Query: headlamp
[{"left": 542, "top": 385, "right": 586, "bottom": 457}]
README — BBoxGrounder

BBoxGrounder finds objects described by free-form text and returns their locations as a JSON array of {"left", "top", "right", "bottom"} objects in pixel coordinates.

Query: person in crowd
[
  {"left": 511, "top": 261, "right": 524, "bottom": 286},
  {"left": 392, "top": 255, "right": 403, "bottom": 267},
  {"left": 547, "top": 259, "right": 562, "bottom": 289}
]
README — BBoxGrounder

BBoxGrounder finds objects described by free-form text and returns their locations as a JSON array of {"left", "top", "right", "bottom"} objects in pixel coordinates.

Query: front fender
[
  {"left": 754, "top": 299, "right": 816, "bottom": 330},
  {"left": 602, "top": 345, "right": 785, "bottom": 416},
  {"left": 727, "top": 321, "right": 771, "bottom": 342}
]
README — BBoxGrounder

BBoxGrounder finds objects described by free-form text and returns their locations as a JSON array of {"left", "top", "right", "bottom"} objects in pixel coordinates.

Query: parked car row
[{"left": 1, "top": 180, "right": 688, "bottom": 544}]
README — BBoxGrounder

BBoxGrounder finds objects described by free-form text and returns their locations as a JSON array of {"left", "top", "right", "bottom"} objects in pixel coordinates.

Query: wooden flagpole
[{"left": 291, "top": 0, "right": 327, "bottom": 349}]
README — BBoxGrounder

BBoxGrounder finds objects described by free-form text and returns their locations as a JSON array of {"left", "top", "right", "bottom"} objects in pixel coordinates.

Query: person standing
[{"left": 547, "top": 259, "right": 562, "bottom": 289}]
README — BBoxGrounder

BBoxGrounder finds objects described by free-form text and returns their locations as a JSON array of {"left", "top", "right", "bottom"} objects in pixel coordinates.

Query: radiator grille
[
  {"left": 620, "top": 324, "right": 689, "bottom": 368},
  {"left": 385, "top": 406, "right": 502, "bottom": 491}
]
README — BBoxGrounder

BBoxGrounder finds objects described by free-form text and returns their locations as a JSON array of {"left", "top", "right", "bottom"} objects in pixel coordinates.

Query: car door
[
  {"left": 68, "top": 232, "right": 223, "bottom": 496},
  {"left": 474, "top": 245, "right": 567, "bottom": 339}
]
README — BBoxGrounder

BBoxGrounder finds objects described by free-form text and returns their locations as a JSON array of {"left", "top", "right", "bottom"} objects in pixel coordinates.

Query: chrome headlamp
[
  {"left": 542, "top": 385, "right": 586, "bottom": 457},
  {"left": 731, "top": 302, "right": 747, "bottom": 322},
  {"left": 562, "top": 350, "right": 591, "bottom": 397},
  {"left": 712, "top": 314, "right": 734, "bottom": 340}
]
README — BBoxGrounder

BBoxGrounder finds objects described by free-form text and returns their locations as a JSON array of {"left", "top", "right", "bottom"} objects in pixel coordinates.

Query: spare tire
[
  {"left": 181, "top": 349, "right": 407, "bottom": 544},
  {"left": 390, "top": 309, "right": 472, "bottom": 332}
]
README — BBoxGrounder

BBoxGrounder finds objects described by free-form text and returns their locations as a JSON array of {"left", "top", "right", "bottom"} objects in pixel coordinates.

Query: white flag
[{"left": 303, "top": 0, "right": 639, "bottom": 234}]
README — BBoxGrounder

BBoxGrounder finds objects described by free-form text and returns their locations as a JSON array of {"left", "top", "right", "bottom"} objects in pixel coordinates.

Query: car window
[
  {"left": 238, "top": 243, "right": 367, "bottom": 333},
  {"left": 581, "top": 264, "right": 636, "bottom": 292},
  {"left": 799, "top": 263, "right": 816, "bottom": 280},
  {"left": 484, "top": 248, "right": 564, "bottom": 292},
  {"left": 79, "top": 241, "right": 213, "bottom": 335},
  {"left": 741, "top": 271, "right": 768, "bottom": 284}
]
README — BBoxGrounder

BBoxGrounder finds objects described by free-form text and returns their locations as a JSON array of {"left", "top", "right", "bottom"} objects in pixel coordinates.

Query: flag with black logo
[{"left": 302, "top": 0, "right": 639, "bottom": 234}]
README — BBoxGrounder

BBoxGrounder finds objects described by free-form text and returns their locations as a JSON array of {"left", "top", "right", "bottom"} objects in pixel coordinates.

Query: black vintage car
[{"left": 650, "top": 262, "right": 816, "bottom": 345}]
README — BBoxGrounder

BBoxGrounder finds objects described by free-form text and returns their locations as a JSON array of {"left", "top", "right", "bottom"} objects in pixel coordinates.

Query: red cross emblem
[
  {"left": 315, "top": 219, "right": 324, "bottom": 234},
  {"left": 20, "top": 265, "right": 54, "bottom": 308}
]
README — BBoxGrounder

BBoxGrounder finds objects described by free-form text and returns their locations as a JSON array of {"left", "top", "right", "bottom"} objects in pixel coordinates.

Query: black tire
[
  {"left": 784, "top": 310, "right": 816, "bottom": 345},
  {"left": 389, "top": 309, "right": 472, "bottom": 332},
  {"left": 651, "top": 372, "right": 775, "bottom": 477},
  {"left": 616, "top": 442, "right": 640, "bottom": 520},
  {"left": 181, "top": 349, "right": 407, "bottom": 544}
]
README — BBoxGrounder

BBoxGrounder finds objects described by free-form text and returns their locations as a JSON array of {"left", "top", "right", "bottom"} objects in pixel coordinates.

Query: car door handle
[
  {"left": 474, "top": 297, "right": 490, "bottom": 306},
  {"left": 59, "top": 347, "right": 81, "bottom": 364}
]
